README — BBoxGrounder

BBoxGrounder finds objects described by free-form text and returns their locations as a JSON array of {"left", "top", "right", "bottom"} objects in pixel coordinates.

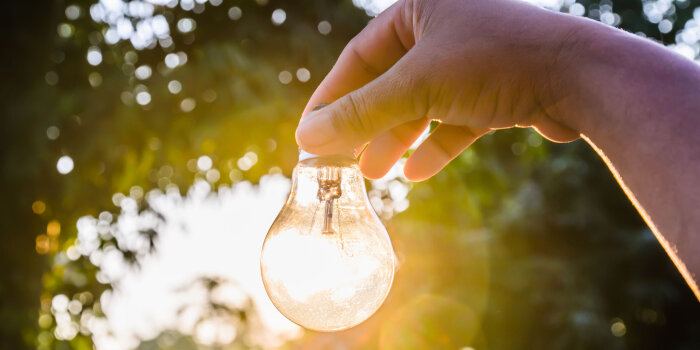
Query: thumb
[{"left": 295, "top": 54, "right": 428, "bottom": 156}]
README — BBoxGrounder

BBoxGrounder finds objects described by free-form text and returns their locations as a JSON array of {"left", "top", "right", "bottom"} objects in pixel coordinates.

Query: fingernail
[
  {"left": 312, "top": 103, "right": 329, "bottom": 111},
  {"left": 300, "top": 103, "right": 328, "bottom": 123},
  {"left": 297, "top": 111, "right": 336, "bottom": 148}
]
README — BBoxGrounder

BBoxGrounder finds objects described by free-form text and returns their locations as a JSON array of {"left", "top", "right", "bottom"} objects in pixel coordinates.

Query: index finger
[{"left": 302, "top": 0, "right": 416, "bottom": 118}]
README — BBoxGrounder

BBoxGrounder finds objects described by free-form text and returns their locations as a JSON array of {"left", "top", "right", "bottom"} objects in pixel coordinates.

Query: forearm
[{"left": 563, "top": 20, "right": 700, "bottom": 298}]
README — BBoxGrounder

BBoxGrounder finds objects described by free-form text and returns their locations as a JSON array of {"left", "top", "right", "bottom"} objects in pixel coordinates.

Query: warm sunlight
[
  {"left": 7, "top": 0, "right": 700, "bottom": 348},
  {"left": 88, "top": 176, "right": 301, "bottom": 349}
]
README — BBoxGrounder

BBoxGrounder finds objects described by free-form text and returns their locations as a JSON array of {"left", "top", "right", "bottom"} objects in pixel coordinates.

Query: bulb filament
[
  {"left": 323, "top": 199, "right": 334, "bottom": 234},
  {"left": 317, "top": 167, "right": 342, "bottom": 234}
]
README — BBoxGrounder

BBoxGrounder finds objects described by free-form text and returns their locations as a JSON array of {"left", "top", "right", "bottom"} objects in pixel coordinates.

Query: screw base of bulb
[{"left": 298, "top": 149, "right": 357, "bottom": 163}]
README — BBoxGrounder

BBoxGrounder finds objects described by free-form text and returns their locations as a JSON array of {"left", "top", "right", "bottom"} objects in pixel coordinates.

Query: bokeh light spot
[
  {"left": 181, "top": 0, "right": 195, "bottom": 11},
  {"left": 600, "top": 12, "right": 615, "bottom": 26},
  {"left": 527, "top": 132, "right": 543, "bottom": 147},
  {"left": 56, "top": 156, "right": 74, "bottom": 175},
  {"left": 124, "top": 51, "right": 138, "bottom": 64},
  {"left": 46, "top": 126, "right": 60, "bottom": 140},
  {"left": 88, "top": 72, "right": 103, "bottom": 87},
  {"left": 120, "top": 91, "right": 134, "bottom": 105},
  {"left": 165, "top": 53, "right": 180, "bottom": 68},
  {"left": 38, "top": 314, "right": 52, "bottom": 329},
  {"left": 229, "top": 169, "right": 243, "bottom": 182},
  {"left": 136, "top": 91, "right": 151, "bottom": 105},
  {"left": 87, "top": 47, "right": 102, "bottom": 66},
  {"left": 135, "top": 65, "right": 152, "bottom": 80},
  {"left": 511, "top": 142, "right": 526, "bottom": 156},
  {"left": 611, "top": 318, "right": 627, "bottom": 337},
  {"left": 36, "top": 235, "right": 50, "bottom": 254},
  {"left": 177, "top": 51, "right": 188, "bottom": 65},
  {"left": 318, "top": 20, "right": 332, "bottom": 35},
  {"left": 206, "top": 169, "right": 221, "bottom": 183},
  {"left": 278, "top": 71, "right": 292, "bottom": 84},
  {"left": 47, "top": 220, "right": 61, "bottom": 237},
  {"left": 57, "top": 23, "right": 73, "bottom": 38},
  {"left": 32, "top": 201, "right": 46, "bottom": 215},
  {"left": 52, "top": 294, "right": 69, "bottom": 312},
  {"left": 67, "top": 300, "right": 82, "bottom": 315},
  {"left": 180, "top": 97, "right": 196, "bottom": 112},
  {"left": 659, "top": 19, "right": 673, "bottom": 33},
  {"left": 112, "top": 193, "right": 126, "bottom": 207},
  {"left": 65, "top": 5, "right": 81, "bottom": 20},
  {"left": 271, "top": 9, "right": 286, "bottom": 25},
  {"left": 202, "top": 89, "right": 217, "bottom": 103},
  {"left": 168, "top": 80, "right": 182, "bottom": 94},
  {"left": 269, "top": 166, "right": 282, "bottom": 175},
  {"left": 177, "top": 18, "right": 196, "bottom": 33},
  {"left": 130, "top": 185, "right": 144, "bottom": 200},
  {"left": 66, "top": 246, "right": 81, "bottom": 261},
  {"left": 159, "top": 36, "right": 174, "bottom": 49},
  {"left": 228, "top": 6, "right": 242, "bottom": 20},
  {"left": 296, "top": 68, "right": 311, "bottom": 82},
  {"left": 45, "top": 71, "right": 59, "bottom": 86},
  {"left": 151, "top": 14, "right": 169, "bottom": 38},
  {"left": 237, "top": 152, "right": 258, "bottom": 171},
  {"left": 197, "top": 156, "right": 213, "bottom": 171},
  {"left": 105, "top": 28, "right": 119, "bottom": 44}
]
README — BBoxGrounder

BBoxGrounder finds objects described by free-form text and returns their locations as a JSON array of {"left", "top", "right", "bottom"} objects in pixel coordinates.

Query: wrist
[
  {"left": 541, "top": 16, "right": 611, "bottom": 134},
  {"left": 546, "top": 17, "right": 696, "bottom": 137}
]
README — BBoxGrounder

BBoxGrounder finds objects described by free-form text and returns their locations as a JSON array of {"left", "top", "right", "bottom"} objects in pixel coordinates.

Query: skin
[{"left": 295, "top": 0, "right": 700, "bottom": 299}]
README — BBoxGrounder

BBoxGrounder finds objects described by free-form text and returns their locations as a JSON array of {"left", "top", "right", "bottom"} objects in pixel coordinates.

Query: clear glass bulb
[{"left": 261, "top": 155, "right": 395, "bottom": 331}]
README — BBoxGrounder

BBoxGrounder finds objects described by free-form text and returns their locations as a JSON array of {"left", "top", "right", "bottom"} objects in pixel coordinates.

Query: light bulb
[{"left": 261, "top": 154, "right": 395, "bottom": 331}]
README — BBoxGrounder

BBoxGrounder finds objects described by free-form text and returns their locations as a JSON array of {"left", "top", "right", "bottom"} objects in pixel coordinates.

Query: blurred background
[{"left": 2, "top": 0, "right": 700, "bottom": 349}]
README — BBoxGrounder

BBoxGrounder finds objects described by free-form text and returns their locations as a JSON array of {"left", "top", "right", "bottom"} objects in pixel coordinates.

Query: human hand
[{"left": 295, "top": 0, "right": 589, "bottom": 180}]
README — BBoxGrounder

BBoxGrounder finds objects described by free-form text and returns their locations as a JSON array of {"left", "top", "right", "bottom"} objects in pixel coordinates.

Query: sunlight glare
[
  {"left": 261, "top": 229, "right": 382, "bottom": 303},
  {"left": 87, "top": 175, "right": 301, "bottom": 350}
]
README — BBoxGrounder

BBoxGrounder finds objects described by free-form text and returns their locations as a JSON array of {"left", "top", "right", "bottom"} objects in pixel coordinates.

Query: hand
[
  {"left": 295, "top": 0, "right": 587, "bottom": 180},
  {"left": 296, "top": 0, "right": 700, "bottom": 300}
]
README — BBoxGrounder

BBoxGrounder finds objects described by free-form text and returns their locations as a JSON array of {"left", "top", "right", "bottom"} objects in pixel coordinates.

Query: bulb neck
[
  {"left": 298, "top": 149, "right": 357, "bottom": 166},
  {"left": 288, "top": 153, "right": 368, "bottom": 211}
]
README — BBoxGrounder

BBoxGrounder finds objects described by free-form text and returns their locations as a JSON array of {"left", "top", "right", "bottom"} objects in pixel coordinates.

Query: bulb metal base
[{"left": 298, "top": 149, "right": 357, "bottom": 163}]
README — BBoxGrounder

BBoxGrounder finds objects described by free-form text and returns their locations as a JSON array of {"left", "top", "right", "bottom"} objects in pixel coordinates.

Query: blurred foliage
[{"left": 1, "top": 0, "right": 700, "bottom": 349}]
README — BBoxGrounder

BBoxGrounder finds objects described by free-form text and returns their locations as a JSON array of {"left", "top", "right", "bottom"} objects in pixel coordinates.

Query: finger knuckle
[{"left": 332, "top": 93, "right": 373, "bottom": 139}]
